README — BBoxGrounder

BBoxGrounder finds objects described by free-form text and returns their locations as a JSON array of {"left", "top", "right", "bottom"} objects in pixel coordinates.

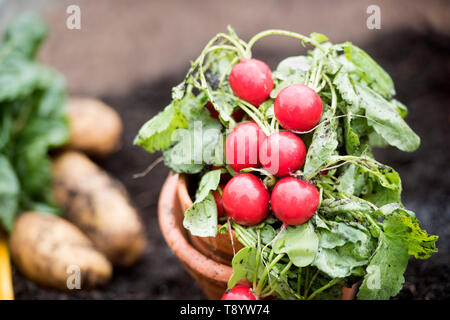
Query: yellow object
[{"left": 0, "top": 234, "right": 14, "bottom": 300}]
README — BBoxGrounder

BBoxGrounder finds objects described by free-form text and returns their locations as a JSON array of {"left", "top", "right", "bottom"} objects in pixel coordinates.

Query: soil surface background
[{"left": 11, "top": 27, "right": 450, "bottom": 300}]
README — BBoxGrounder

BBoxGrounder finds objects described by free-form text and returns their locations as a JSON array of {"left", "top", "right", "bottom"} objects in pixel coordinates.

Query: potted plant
[{"left": 137, "top": 28, "right": 438, "bottom": 300}]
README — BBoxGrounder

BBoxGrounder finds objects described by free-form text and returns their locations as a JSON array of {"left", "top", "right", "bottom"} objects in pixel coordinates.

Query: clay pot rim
[
  {"left": 158, "top": 172, "right": 232, "bottom": 283},
  {"left": 177, "top": 174, "right": 232, "bottom": 230}
]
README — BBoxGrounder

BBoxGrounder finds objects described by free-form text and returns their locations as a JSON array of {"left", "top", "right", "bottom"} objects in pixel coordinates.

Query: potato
[
  {"left": 52, "top": 151, "right": 146, "bottom": 267},
  {"left": 66, "top": 97, "right": 123, "bottom": 157},
  {"left": 9, "top": 212, "right": 112, "bottom": 290}
]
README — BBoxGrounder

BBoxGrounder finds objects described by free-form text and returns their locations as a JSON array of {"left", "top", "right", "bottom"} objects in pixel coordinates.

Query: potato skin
[
  {"left": 52, "top": 151, "right": 146, "bottom": 267},
  {"left": 67, "top": 97, "right": 123, "bottom": 157},
  {"left": 9, "top": 212, "right": 112, "bottom": 290}
]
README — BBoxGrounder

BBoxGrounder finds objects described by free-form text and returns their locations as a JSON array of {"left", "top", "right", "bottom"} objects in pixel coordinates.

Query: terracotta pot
[
  {"left": 176, "top": 174, "right": 243, "bottom": 265},
  {"left": 158, "top": 172, "right": 357, "bottom": 300},
  {"left": 158, "top": 172, "right": 233, "bottom": 299}
]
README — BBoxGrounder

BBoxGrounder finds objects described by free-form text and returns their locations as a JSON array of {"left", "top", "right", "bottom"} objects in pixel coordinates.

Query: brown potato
[
  {"left": 9, "top": 212, "right": 112, "bottom": 290},
  {"left": 66, "top": 97, "right": 123, "bottom": 157},
  {"left": 52, "top": 151, "right": 146, "bottom": 267}
]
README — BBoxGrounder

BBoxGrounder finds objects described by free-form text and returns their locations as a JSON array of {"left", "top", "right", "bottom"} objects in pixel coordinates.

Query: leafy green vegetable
[
  {"left": 355, "top": 83, "right": 420, "bottom": 152},
  {"left": 303, "top": 107, "right": 339, "bottom": 178},
  {"left": 272, "top": 222, "right": 319, "bottom": 267},
  {"left": 134, "top": 104, "right": 188, "bottom": 153},
  {"left": 0, "top": 155, "right": 19, "bottom": 229},
  {"left": 357, "top": 233, "right": 408, "bottom": 300},
  {"left": 228, "top": 247, "right": 260, "bottom": 289},
  {"left": 342, "top": 43, "right": 395, "bottom": 98},
  {"left": 0, "top": 14, "right": 69, "bottom": 230},
  {"left": 135, "top": 28, "right": 438, "bottom": 300},
  {"left": 182, "top": 169, "right": 221, "bottom": 237},
  {"left": 383, "top": 213, "right": 438, "bottom": 259}
]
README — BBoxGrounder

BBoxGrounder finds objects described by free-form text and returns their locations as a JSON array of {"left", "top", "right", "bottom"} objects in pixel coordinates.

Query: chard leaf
[
  {"left": 355, "top": 83, "right": 420, "bottom": 152},
  {"left": 272, "top": 222, "right": 319, "bottom": 267},
  {"left": 134, "top": 103, "right": 188, "bottom": 153},
  {"left": 0, "top": 155, "right": 19, "bottom": 230},
  {"left": 0, "top": 59, "right": 43, "bottom": 102},
  {"left": 3, "top": 13, "right": 47, "bottom": 59}
]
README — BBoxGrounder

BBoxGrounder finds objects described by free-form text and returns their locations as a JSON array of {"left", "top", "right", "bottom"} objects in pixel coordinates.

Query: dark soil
[{"left": 12, "top": 28, "right": 450, "bottom": 300}]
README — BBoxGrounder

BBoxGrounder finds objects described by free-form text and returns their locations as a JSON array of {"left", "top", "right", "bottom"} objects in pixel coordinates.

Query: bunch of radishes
[
  {"left": 135, "top": 28, "right": 436, "bottom": 301},
  {"left": 222, "top": 59, "right": 321, "bottom": 227},
  {"left": 212, "top": 58, "right": 322, "bottom": 299}
]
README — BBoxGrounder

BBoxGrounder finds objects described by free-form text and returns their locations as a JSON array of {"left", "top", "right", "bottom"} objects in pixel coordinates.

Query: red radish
[
  {"left": 222, "top": 173, "right": 270, "bottom": 226},
  {"left": 212, "top": 186, "right": 225, "bottom": 218},
  {"left": 221, "top": 285, "right": 257, "bottom": 300},
  {"left": 225, "top": 122, "right": 265, "bottom": 172},
  {"left": 259, "top": 131, "right": 306, "bottom": 176},
  {"left": 274, "top": 84, "right": 323, "bottom": 132},
  {"left": 231, "top": 109, "right": 245, "bottom": 122},
  {"left": 271, "top": 177, "right": 320, "bottom": 225},
  {"left": 205, "top": 101, "right": 220, "bottom": 120},
  {"left": 229, "top": 59, "right": 273, "bottom": 106},
  {"left": 206, "top": 102, "right": 246, "bottom": 122}
]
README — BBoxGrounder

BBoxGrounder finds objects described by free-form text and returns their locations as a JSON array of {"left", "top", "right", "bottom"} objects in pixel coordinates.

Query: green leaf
[
  {"left": 182, "top": 169, "right": 222, "bottom": 237},
  {"left": 355, "top": 82, "right": 420, "bottom": 152},
  {"left": 0, "top": 155, "right": 19, "bottom": 230},
  {"left": 195, "top": 169, "right": 222, "bottom": 202},
  {"left": 183, "top": 192, "right": 218, "bottom": 237},
  {"left": 390, "top": 99, "right": 408, "bottom": 118},
  {"left": 336, "top": 164, "right": 367, "bottom": 196},
  {"left": 383, "top": 213, "right": 438, "bottom": 259},
  {"left": 272, "top": 222, "right": 319, "bottom": 267},
  {"left": 271, "top": 56, "right": 311, "bottom": 98},
  {"left": 321, "top": 198, "right": 373, "bottom": 218},
  {"left": 228, "top": 247, "right": 260, "bottom": 289},
  {"left": 313, "top": 246, "right": 368, "bottom": 278},
  {"left": 0, "top": 59, "right": 43, "bottom": 102},
  {"left": 134, "top": 103, "right": 188, "bottom": 153},
  {"left": 313, "top": 220, "right": 375, "bottom": 278},
  {"left": 333, "top": 69, "right": 360, "bottom": 112},
  {"left": 3, "top": 13, "right": 47, "bottom": 59},
  {"left": 343, "top": 43, "right": 395, "bottom": 97},
  {"left": 163, "top": 115, "right": 222, "bottom": 173},
  {"left": 317, "top": 220, "right": 372, "bottom": 249},
  {"left": 325, "top": 155, "right": 402, "bottom": 207},
  {"left": 0, "top": 14, "right": 69, "bottom": 230},
  {"left": 357, "top": 233, "right": 409, "bottom": 300},
  {"left": 304, "top": 107, "right": 339, "bottom": 178},
  {"left": 310, "top": 32, "right": 329, "bottom": 44}
]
